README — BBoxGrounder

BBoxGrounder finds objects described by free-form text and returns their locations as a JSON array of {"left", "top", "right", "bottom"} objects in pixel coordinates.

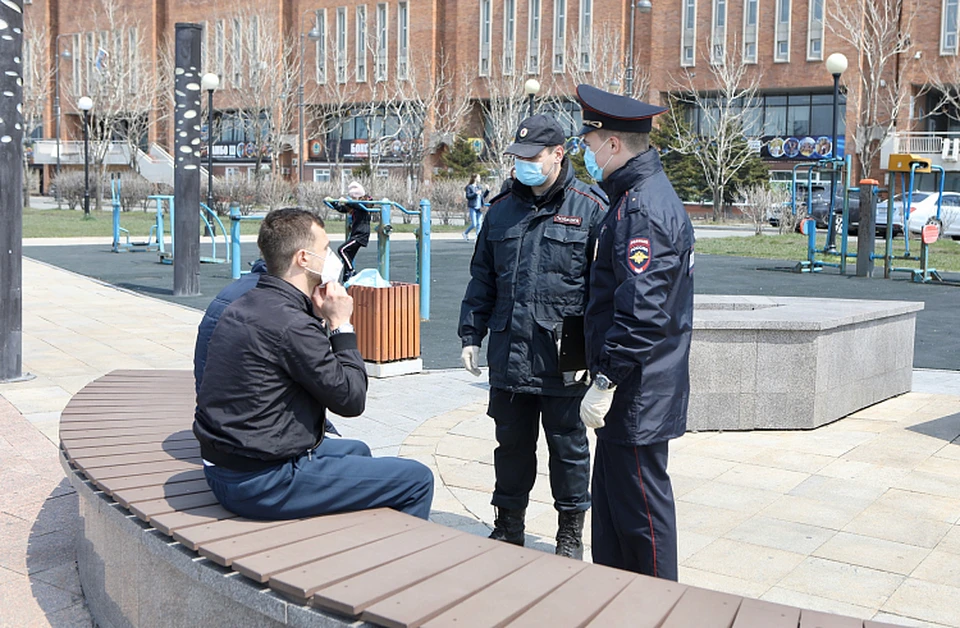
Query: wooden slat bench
[{"left": 59, "top": 370, "right": 905, "bottom": 628}]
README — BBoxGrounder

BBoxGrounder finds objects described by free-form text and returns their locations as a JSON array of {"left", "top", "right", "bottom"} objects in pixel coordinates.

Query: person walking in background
[
  {"left": 462, "top": 173, "right": 488, "bottom": 240},
  {"left": 330, "top": 181, "right": 372, "bottom": 282},
  {"left": 576, "top": 84, "right": 695, "bottom": 580},
  {"left": 499, "top": 167, "right": 517, "bottom": 196},
  {"left": 459, "top": 114, "right": 607, "bottom": 559}
]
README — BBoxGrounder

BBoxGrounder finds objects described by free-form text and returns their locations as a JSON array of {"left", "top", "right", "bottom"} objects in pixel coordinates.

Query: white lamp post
[
  {"left": 824, "top": 52, "right": 848, "bottom": 251},
  {"left": 524, "top": 78, "right": 541, "bottom": 118},
  {"left": 201, "top": 72, "right": 219, "bottom": 210}
]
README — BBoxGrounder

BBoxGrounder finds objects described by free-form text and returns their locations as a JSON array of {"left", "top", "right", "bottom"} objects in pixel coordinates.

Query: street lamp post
[
  {"left": 825, "top": 52, "right": 848, "bottom": 252},
  {"left": 298, "top": 21, "right": 322, "bottom": 183},
  {"left": 625, "top": 0, "right": 653, "bottom": 97},
  {"left": 53, "top": 35, "right": 73, "bottom": 208},
  {"left": 524, "top": 78, "right": 540, "bottom": 119},
  {"left": 78, "top": 96, "right": 93, "bottom": 217},
  {"left": 201, "top": 73, "right": 219, "bottom": 211}
]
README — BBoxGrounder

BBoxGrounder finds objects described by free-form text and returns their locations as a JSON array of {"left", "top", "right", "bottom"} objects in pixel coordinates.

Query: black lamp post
[
  {"left": 825, "top": 52, "right": 848, "bottom": 252},
  {"left": 201, "top": 72, "right": 219, "bottom": 210},
  {"left": 524, "top": 78, "right": 540, "bottom": 119},
  {"left": 625, "top": 0, "right": 652, "bottom": 96},
  {"left": 298, "top": 22, "right": 322, "bottom": 183},
  {"left": 53, "top": 35, "right": 73, "bottom": 208},
  {"left": 78, "top": 96, "right": 93, "bottom": 217}
]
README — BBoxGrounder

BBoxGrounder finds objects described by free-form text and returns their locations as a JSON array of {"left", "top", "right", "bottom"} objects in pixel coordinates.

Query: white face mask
[{"left": 303, "top": 249, "right": 344, "bottom": 285}]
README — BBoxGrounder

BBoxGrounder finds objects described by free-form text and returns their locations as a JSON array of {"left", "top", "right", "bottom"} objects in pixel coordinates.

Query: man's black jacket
[
  {"left": 459, "top": 159, "right": 607, "bottom": 395},
  {"left": 194, "top": 274, "right": 367, "bottom": 470}
]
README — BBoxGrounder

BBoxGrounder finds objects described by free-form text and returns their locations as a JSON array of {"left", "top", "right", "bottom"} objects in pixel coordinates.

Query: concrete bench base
[
  {"left": 688, "top": 296, "right": 923, "bottom": 431},
  {"left": 61, "top": 455, "right": 353, "bottom": 628}
]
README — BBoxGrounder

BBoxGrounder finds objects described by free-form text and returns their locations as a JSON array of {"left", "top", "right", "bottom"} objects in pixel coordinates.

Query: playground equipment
[
  {"left": 152, "top": 196, "right": 229, "bottom": 265},
  {"left": 792, "top": 156, "right": 857, "bottom": 274},
  {"left": 878, "top": 154, "right": 944, "bottom": 283},
  {"left": 229, "top": 198, "right": 433, "bottom": 320},
  {"left": 111, "top": 174, "right": 159, "bottom": 253}
]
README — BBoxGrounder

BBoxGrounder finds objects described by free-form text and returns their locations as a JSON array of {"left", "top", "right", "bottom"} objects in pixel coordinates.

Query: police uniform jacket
[
  {"left": 459, "top": 159, "right": 607, "bottom": 396},
  {"left": 585, "top": 149, "right": 695, "bottom": 445}
]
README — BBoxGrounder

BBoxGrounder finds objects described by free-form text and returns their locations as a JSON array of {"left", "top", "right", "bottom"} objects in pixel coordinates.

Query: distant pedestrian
[
  {"left": 462, "top": 174, "right": 488, "bottom": 240},
  {"left": 499, "top": 167, "right": 517, "bottom": 196}
]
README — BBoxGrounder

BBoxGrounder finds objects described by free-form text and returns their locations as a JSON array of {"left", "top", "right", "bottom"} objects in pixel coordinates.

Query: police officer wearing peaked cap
[{"left": 576, "top": 84, "right": 695, "bottom": 580}]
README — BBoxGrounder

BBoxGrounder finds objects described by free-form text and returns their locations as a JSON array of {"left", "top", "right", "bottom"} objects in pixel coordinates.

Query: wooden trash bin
[{"left": 347, "top": 282, "right": 421, "bottom": 363}]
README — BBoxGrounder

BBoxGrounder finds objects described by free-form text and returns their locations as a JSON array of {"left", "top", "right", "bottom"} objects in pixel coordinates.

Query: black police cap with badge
[
  {"left": 504, "top": 114, "right": 567, "bottom": 159},
  {"left": 576, "top": 84, "right": 667, "bottom": 135}
]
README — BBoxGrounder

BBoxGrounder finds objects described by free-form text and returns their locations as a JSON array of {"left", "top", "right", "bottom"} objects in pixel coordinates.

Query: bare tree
[
  {"left": 668, "top": 41, "right": 762, "bottom": 221},
  {"left": 480, "top": 62, "right": 529, "bottom": 178},
  {"left": 22, "top": 18, "right": 53, "bottom": 208},
  {"left": 736, "top": 182, "right": 790, "bottom": 235},
  {"left": 828, "top": 0, "right": 916, "bottom": 180},
  {"left": 63, "top": 0, "right": 157, "bottom": 211}
]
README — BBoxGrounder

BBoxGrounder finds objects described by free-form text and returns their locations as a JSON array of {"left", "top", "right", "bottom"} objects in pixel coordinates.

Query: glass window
[
  {"left": 742, "top": 0, "right": 758, "bottom": 64},
  {"left": 712, "top": 0, "right": 727, "bottom": 63},
  {"left": 336, "top": 7, "right": 347, "bottom": 83},
  {"left": 375, "top": 4, "right": 388, "bottom": 81},
  {"left": 480, "top": 0, "right": 492, "bottom": 76},
  {"left": 356, "top": 5, "right": 367, "bottom": 82},
  {"left": 943, "top": 0, "right": 959, "bottom": 55},
  {"left": 682, "top": 0, "right": 697, "bottom": 67},
  {"left": 528, "top": 0, "right": 541, "bottom": 73},
  {"left": 315, "top": 10, "right": 327, "bottom": 84},
  {"left": 774, "top": 0, "right": 790, "bottom": 62},
  {"left": 787, "top": 95, "right": 810, "bottom": 136},
  {"left": 553, "top": 0, "right": 566, "bottom": 72},
  {"left": 398, "top": 2, "right": 409, "bottom": 79},
  {"left": 578, "top": 0, "right": 592, "bottom": 71},
  {"left": 504, "top": 0, "right": 517, "bottom": 74},
  {"left": 807, "top": 0, "right": 824, "bottom": 60}
]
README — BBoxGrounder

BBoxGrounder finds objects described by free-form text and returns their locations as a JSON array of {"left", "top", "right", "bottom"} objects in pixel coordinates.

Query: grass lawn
[
  {"left": 695, "top": 232, "right": 960, "bottom": 273},
  {"left": 21, "top": 207, "right": 465, "bottom": 239}
]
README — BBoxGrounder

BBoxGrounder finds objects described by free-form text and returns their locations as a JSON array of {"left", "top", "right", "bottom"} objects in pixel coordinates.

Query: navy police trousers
[
  {"left": 592, "top": 439, "right": 678, "bottom": 580},
  {"left": 488, "top": 388, "right": 591, "bottom": 513},
  {"left": 203, "top": 437, "right": 434, "bottom": 521}
]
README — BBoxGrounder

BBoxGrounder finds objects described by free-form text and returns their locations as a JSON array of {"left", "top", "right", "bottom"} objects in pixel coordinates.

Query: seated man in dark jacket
[{"left": 194, "top": 208, "right": 434, "bottom": 520}]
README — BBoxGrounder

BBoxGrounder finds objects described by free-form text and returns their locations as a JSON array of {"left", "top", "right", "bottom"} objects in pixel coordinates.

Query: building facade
[{"left": 22, "top": 0, "right": 960, "bottom": 195}]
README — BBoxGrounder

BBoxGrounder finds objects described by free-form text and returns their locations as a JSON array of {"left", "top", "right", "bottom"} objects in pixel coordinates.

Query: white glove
[
  {"left": 580, "top": 383, "right": 615, "bottom": 429},
  {"left": 461, "top": 345, "right": 482, "bottom": 377}
]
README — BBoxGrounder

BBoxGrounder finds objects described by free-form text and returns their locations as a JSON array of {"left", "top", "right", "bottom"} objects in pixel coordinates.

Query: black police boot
[
  {"left": 555, "top": 511, "right": 585, "bottom": 560},
  {"left": 488, "top": 507, "right": 525, "bottom": 546}
]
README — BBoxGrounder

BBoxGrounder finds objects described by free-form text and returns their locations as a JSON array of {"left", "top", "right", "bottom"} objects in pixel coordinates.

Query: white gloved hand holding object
[
  {"left": 461, "top": 345, "right": 482, "bottom": 377},
  {"left": 580, "top": 381, "right": 615, "bottom": 429}
]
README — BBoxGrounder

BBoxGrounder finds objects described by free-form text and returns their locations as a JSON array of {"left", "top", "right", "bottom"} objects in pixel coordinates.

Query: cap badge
[{"left": 519, "top": 128, "right": 528, "bottom": 138}]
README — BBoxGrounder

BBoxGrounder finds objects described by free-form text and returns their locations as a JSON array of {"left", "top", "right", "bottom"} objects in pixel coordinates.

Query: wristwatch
[
  {"left": 329, "top": 323, "right": 355, "bottom": 336},
  {"left": 593, "top": 373, "right": 615, "bottom": 391}
]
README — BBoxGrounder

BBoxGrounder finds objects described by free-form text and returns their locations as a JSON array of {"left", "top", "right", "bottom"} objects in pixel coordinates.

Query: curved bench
[{"left": 60, "top": 370, "right": 904, "bottom": 628}]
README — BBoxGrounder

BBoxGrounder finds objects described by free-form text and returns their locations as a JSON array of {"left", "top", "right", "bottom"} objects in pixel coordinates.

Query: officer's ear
[{"left": 608, "top": 134, "right": 622, "bottom": 154}]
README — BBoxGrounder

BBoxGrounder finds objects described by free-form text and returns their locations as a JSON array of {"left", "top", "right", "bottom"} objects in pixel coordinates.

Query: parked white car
[
  {"left": 875, "top": 191, "right": 960, "bottom": 236},
  {"left": 906, "top": 192, "right": 960, "bottom": 239}
]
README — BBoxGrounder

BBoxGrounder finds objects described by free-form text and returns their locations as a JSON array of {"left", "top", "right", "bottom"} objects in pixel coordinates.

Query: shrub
[
  {"left": 117, "top": 173, "right": 152, "bottom": 212},
  {"left": 51, "top": 171, "right": 98, "bottom": 211}
]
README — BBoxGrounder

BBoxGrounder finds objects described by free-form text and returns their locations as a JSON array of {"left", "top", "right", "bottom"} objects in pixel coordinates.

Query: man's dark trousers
[
  {"left": 591, "top": 439, "right": 678, "bottom": 579},
  {"left": 203, "top": 437, "right": 434, "bottom": 520},
  {"left": 487, "top": 388, "right": 590, "bottom": 512}
]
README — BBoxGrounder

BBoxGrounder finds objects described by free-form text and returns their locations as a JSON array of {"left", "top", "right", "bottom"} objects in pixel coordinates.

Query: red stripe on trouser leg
[{"left": 634, "top": 445, "right": 657, "bottom": 577}]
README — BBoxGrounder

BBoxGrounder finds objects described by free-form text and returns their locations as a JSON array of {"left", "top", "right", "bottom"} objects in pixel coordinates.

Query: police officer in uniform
[
  {"left": 459, "top": 114, "right": 607, "bottom": 559},
  {"left": 576, "top": 85, "right": 695, "bottom": 579}
]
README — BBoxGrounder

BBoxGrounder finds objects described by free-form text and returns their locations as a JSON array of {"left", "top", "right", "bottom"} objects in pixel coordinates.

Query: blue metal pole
[
  {"left": 230, "top": 205, "right": 241, "bottom": 280},
  {"left": 156, "top": 197, "right": 166, "bottom": 257},
  {"left": 419, "top": 199, "right": 431, "bottom": 321},
  {"left": 111, "top": 176, "right": 121, "bottom": 252},
  {"left": 379, "top": 200, "right": 391, "bottom": 282},
  {"left": 169, "top": 196, "right": 176, "bottom": 260}
]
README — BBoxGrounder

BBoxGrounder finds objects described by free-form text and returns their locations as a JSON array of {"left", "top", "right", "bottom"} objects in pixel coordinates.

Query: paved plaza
[{"left": 1, "top": 244, "right": 960, "bottom": 626}]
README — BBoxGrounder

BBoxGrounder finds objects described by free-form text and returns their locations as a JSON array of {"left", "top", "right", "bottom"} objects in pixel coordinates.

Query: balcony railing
[{"left": 893, "top": 132, "right": 960, "bottom": 155}]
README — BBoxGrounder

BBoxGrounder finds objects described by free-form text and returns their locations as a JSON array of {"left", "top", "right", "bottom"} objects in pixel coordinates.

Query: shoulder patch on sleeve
[{"left": 627, "top": 237, "right": 652, "bottom": 274}]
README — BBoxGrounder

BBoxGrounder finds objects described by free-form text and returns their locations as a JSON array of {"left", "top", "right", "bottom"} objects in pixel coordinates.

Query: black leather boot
[
  {"left": 488, "top": 507, "right": 525, "bottom": 546},
  {"left": 555, "top": 511, "right": 585, "bottom": 560}
]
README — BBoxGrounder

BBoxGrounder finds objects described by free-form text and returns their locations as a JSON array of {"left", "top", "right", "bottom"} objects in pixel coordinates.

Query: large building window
[
  {"left": 686, "top": 92, "right": 846, "bottom": 140},
  {"left": 336, "top": 7, "right": 347, "bottom": 83},
  {"left": 315, "top": 9, "right": 327, "bottom": 84},
  {"left": 85, "top": 32, "right": 95, "bottom": 93},
  {"left": 480, "top": 0, "right": 492, "bottom": 76},
  {"left": 231, "top": 17, "right": 243, "bottom": 87},
  {"left": 682, "top": 0, "right": 697, "bottom": 67},
  {"left": 578, "top": 0, "right": 592, "bottom": 71},
  {"left": 553, "top": 0, "right": 566, "bottom": 72},
  {"left": 72, "top": 33, "right": 81, "bottom": 91},
  {"left": 712, "top": 0, "right": 727, "bottom": 63},
  {"left": 397, "top": 2, "right": 409, "bottom": 79},
  {"left": 807, "top": 0, "right": 824, "bottom": 60},
  {"left": 214, "top": 20, "right": 225, "bottom": 80},
  {"left": 504, "top": 0, "right": 517, "bottom": 75},
  {"left": 743, "top": 0, "right": 758, "bottom": 63},
  {"left": 528, "top": 0, "right": 541, "bottom": 73},
  {"left": 356, "top": 5, "right": 367, "bottom": 82},
  {"left": 375, "top": 4, "right": 388, "bottom": 81},
  {"left": 774, "top": 0, "right": 790, "bottom": 62},
  {"left": 943, "top": 0, "right": 959, "bottom": 55},
  {"left": 249, "top": 16, "right": 260, "bottom": 85}
]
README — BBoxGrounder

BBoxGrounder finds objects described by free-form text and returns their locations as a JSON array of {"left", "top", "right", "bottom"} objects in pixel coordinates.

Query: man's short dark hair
[
  {"left": 257, "top": 207, "right": 326, "bottom": 276},
  {"left": 597, "top": 129, "right": 650, "bottom": 154}
]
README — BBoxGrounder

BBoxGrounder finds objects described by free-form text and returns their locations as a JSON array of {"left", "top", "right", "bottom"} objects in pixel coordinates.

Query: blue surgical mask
[
  {"left": 584, "top": 140, "right": 612, "bottom": 182},
  {"left": 514, "top": 157, "right": 550, "bottom": 187}
]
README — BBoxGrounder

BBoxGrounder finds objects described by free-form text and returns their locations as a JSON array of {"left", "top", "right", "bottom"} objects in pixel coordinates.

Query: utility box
[{"left": 348, "top": 282, "right": 421, "bottom": 373}]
